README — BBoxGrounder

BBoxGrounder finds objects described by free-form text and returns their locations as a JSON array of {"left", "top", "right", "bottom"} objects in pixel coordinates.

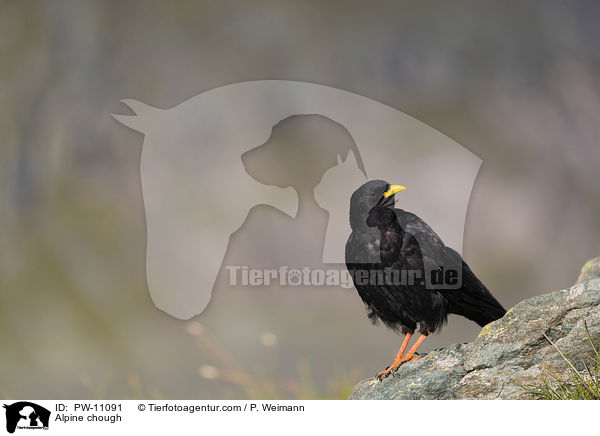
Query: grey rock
[
  {"left": 349, "top": 277, "right": 600, "bottom": 400},
  {"left": 576, "top": 256, "right": 600, "bottom": 284}
]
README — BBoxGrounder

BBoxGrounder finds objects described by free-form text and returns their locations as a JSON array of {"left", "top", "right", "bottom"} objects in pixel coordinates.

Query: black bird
[{"left": 346, "top": 180, "right": 506, "bottom": 380}]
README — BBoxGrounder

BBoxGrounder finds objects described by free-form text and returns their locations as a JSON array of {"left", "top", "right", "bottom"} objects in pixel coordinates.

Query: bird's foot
[
  {"left": 375, "top": 363, "right": 400, "bottom": 381},
  {"left": 375, "top": 354, "right": 423, "bottom": 381}
]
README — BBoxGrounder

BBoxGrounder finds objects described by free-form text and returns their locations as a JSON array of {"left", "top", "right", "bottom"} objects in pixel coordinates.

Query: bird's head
[{"left": 349, "top": 180, "right": 406, "bottom": 230}]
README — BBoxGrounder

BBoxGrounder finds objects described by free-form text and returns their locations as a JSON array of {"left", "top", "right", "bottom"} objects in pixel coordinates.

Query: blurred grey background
[{"left": 1, "top": 0, "right": 599, "bottom": 399}]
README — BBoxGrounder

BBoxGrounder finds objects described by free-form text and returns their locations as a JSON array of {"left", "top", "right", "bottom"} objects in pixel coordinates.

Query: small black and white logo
[{"left": 2, "top": 402, "right": 50, "bottom": 434}]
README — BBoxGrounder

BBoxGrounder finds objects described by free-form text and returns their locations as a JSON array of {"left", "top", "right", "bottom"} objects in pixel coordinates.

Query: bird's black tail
[{"left": 444, "top": 260, "right": 506, "bottom": 327}]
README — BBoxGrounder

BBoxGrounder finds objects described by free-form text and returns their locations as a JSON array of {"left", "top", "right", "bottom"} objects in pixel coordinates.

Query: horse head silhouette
[{"left": 113, "top": 99, "right": 297, "bottom": 319}]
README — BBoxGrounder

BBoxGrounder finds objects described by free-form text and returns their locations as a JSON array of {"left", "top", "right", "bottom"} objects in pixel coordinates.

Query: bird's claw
[
  {"left": 376, "top": 353, "right": 425, "bottom": 381},
  {"left": 375, "top": 364, "right": 400, "bottom": 381},
  {"left": 375, "top": 370, "right": 390, "bottom": 381}
]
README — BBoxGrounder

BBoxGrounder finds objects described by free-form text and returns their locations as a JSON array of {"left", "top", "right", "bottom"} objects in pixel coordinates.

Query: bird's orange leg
[
  {"left": 376, "top": 332, "right": 412, "bottom": 380},
  {"left": 398, "top": 333, "right": 427, "bottom": 363}
]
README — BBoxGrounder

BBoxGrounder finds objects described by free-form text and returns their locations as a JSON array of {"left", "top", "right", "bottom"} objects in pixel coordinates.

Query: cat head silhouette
[
  {"left": 314, "top": 149, "right": 367, "bottom": 212},
  {"left": 314, "top": 149, "right": 368, "bottom": 263}
]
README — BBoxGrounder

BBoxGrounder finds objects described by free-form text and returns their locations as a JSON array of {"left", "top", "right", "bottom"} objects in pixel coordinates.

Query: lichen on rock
[{"left": 576, "top": 256, "right": 600, "bottom": 284}]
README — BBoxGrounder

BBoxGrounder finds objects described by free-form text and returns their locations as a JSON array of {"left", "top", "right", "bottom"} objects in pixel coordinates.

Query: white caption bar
[{"left": 1, "top": 400, "right": 594, "bottom": 435}]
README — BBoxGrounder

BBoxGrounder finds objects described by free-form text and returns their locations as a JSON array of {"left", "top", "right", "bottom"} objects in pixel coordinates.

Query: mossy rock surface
[{"left": 577, "top": 256, "right": 600, "bottom": 284}]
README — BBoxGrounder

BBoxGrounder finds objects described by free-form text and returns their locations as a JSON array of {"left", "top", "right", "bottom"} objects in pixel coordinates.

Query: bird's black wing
[
  {"left": 393, "top": 209, "right": 462, "bottom": 274},
  {"left": 393, "top": 209, "right": 505, "bottom": 327},
  {"left": 443, "top": 247, "right": 506, "bottom": 326}
]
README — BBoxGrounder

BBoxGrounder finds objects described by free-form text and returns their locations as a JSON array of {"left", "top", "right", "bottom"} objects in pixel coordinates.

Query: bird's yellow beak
[{"left": 382, "top": 185, "right": 406, "bottom": 198}]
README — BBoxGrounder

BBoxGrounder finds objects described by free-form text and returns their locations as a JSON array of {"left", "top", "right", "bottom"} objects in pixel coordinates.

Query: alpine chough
[{"left": 346, "top": 180, "right": 506, "bottom": 380}]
